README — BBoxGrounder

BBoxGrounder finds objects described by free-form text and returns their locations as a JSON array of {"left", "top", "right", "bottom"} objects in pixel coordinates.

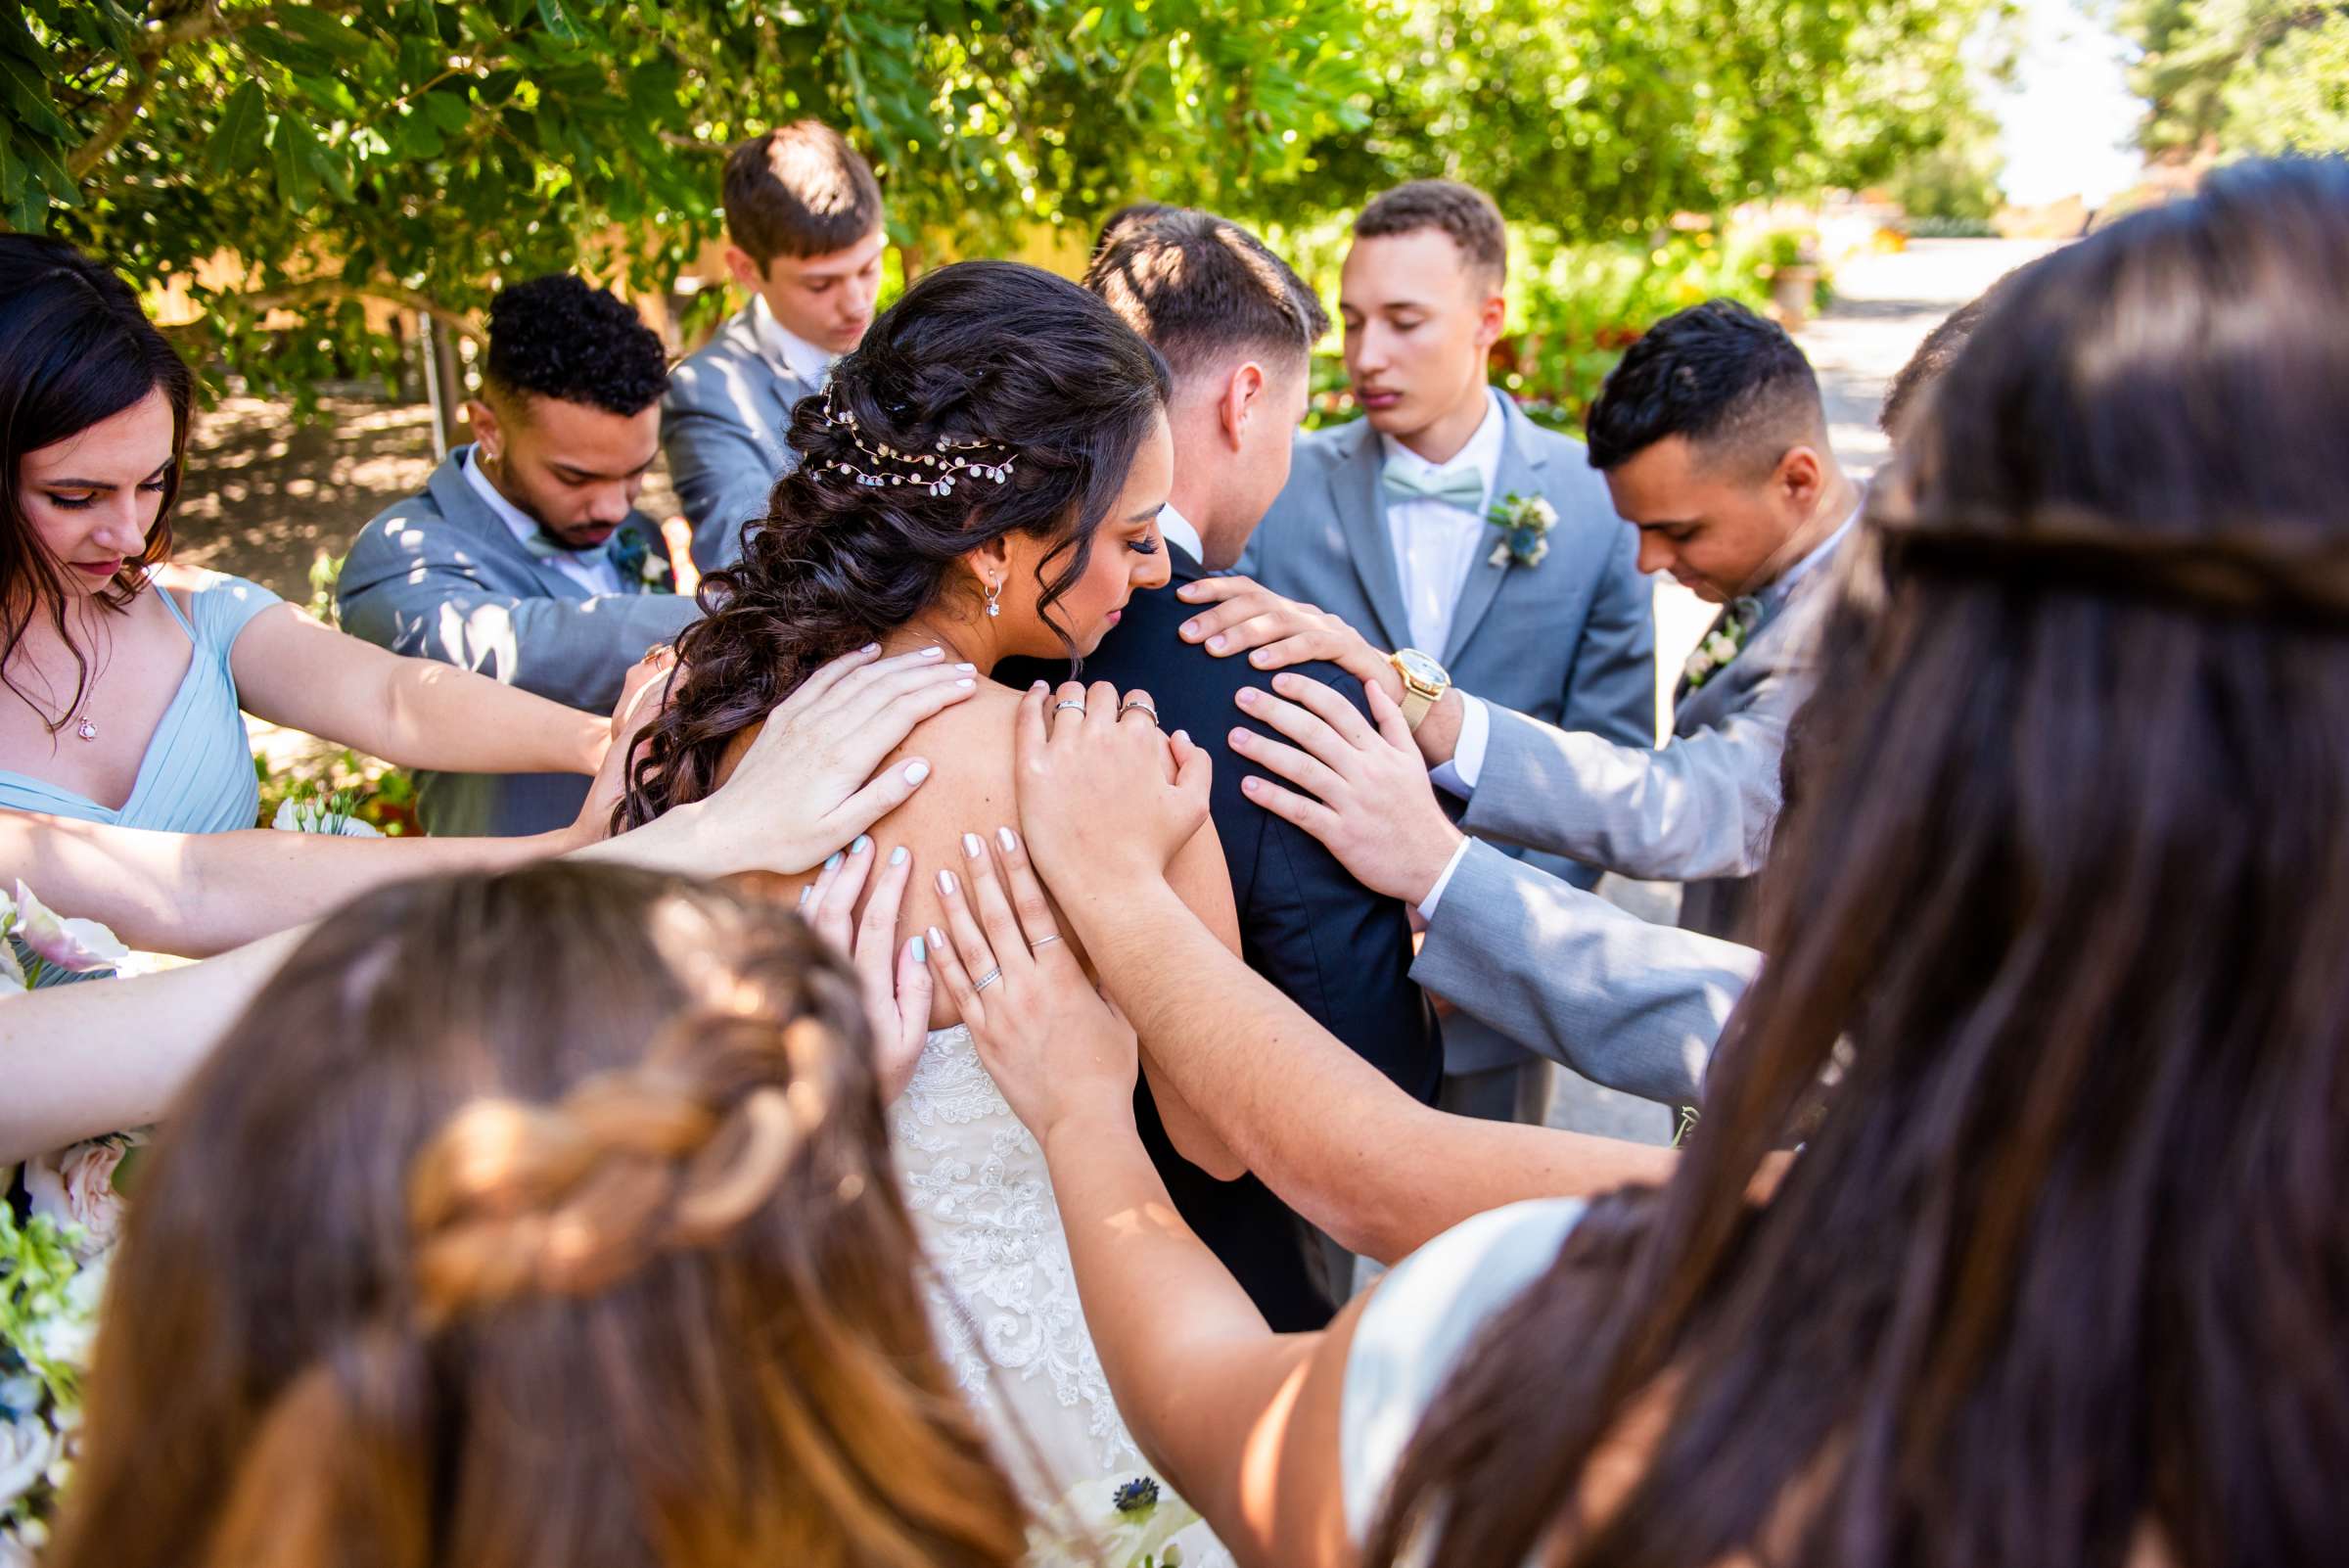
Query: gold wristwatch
[{"left": 1387, "top": 648, "right": 1451, "bottom": 731}]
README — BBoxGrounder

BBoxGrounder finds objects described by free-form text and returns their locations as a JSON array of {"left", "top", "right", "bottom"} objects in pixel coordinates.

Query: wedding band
[
  {"left": 1052, "top": 700, "right": 1087, "bottom": 716},
  {"left": 973, "top": 967, "right": 1002, "bottom": 992},
  {"left": 1118, "top": 700, "right": 1160, "bottom": 725},
  {"left": 1031, "top": 934, "right": 1063, "bottom": 948}
]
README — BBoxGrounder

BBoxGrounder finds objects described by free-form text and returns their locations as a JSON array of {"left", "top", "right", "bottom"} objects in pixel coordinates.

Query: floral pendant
[{"left": 75, "top": 717, "right": 97, "bottom": 742}]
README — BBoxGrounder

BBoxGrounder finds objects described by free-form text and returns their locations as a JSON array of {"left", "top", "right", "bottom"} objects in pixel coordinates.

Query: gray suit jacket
[
  {"left": 661, "top": 302, "right": 821, "bottom": 570},
  {"left": 1245, "top": 395, "right": 1658, "bottom": 1074},
  {"left": 1462, "top": 529, "right": 1847, "bottom": 943},
  {"left": 1411, "top": 841, "right": 1758, "bottom": 1105},
  {"left": 335, "top": 448, "right": 702, "bottom": 838}
]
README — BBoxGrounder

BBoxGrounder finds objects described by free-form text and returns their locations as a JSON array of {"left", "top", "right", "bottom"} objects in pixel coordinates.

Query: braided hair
[
  {"left": 51, "top": 862, "right": 1030, "bottom": 1568},
  {"left": 622, "top": 259, "right": 1170, "bottom": 826}
]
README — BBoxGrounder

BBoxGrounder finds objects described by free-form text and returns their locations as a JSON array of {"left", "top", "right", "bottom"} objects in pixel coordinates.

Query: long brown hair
[
  {"left": 49, "top": 863, "right": 1029, "bottom": 1568},
  {"left": 0, "top": 235, "right": 189, "bottom": 731},
  {"left": 1371, "top": 158, "right": 2349, "bottom": 1567}
]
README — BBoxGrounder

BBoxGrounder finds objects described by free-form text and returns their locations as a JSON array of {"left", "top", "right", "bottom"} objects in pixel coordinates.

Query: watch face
[{"left": 1394, "top": 648, "right": 1450, "bottom": 688}]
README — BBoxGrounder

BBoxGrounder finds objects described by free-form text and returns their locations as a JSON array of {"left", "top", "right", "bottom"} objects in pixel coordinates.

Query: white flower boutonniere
[
  {"left": 1681, "top": 595, "right": 1766, "bottom": 690},
  {"left": 1486, "top": 492, "right": 1557, "bottom": 569}
]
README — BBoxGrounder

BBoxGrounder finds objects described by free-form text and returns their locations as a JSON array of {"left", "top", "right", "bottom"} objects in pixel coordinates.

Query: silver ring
[
  {"left": 1031, "top": 934, "right": 1062, "bottom": 949},
  {"left": 1052, "top": 700, "right": 1087, "bottom": 716},
  {"left": 973, "top": 966, "right": 1002, "bottom": 992},
  {"left": 1118, "top": 699, "right": 1160, "bottom": 725}
]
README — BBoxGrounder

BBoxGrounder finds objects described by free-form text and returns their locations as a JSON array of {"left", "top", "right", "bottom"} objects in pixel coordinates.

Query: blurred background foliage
[
  {"left": 6, "top": 0, "right": 2018, "bottom": 407},
  {"left": 2121, "top": 0, "right": 2349, "bottom": 160}
]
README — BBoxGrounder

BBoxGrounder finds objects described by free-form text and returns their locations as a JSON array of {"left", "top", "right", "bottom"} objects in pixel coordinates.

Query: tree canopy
[
  {"left": 2123, "top": 0, "right": 2349, "bottom": 159},
  {"left": 6, "top": 0, "right": 2006, "bottom": 391}
]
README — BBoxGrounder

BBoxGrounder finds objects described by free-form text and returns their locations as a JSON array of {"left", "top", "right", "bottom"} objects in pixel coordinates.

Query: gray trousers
[{"left": 1438, "top": 1057, "right": 1557, "bottom": 1127}]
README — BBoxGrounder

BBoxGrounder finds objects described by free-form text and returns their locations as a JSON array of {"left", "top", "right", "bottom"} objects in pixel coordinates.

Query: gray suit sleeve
[
  {"left": 1410, "top": 840, "right": 1757, "bottom": 1105},
  {"left": 1555, "top": 521, "right": 1658, "bottom": 751},
  {"left": 337, "top": 530, "right": 700, "bottom": 714},
  {"left": 661, "top": 389, "right": 783, "bottom": 572},
  {"left": 1461, "top": 687, "right": 1789, "bottom": 882}
]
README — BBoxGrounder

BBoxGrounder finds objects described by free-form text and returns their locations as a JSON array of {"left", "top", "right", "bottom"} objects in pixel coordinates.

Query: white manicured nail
[
  {"left": 904, "top": 761, "right": 931, "bottom": 784},
  {"left": 962, "top": 832, "right": 983, "bottom": 858}
]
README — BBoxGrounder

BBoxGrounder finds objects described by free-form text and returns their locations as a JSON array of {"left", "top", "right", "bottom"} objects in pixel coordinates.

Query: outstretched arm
[
  {"left": 0, "top": 646, "right": 976, "bottom": 1164},
  {"left": 1007, "top": 684, "right": 1676, "bottom": 1266}
]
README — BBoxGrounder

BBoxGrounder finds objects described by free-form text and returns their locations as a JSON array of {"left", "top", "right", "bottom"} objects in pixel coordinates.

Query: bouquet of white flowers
[{"left": 1, "top": 886, "right": 138, "bottom": 1562}]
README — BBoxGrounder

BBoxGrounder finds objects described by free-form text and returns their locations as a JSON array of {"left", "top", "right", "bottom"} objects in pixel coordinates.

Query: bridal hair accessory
[
  {"left": 1869, "top": 498, "right": 2349, "bottom": 624},
  {"left": 818, "top": 387, "right": 1018, "bottom": 497}
]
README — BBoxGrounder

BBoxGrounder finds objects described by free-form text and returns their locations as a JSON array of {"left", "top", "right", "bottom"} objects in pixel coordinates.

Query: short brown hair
[
  {"left": 1355, "top": 179, "right": 1507, "bottom": 288},
  {"left": 722, "top": 120, "right": 884, "bottom": 266},
  {"left": 1877, "top": 286, "right": 2001, "bottom": 440},
  {"left": 1082, "top": 207, "right": 1329, "bottom": 382}
]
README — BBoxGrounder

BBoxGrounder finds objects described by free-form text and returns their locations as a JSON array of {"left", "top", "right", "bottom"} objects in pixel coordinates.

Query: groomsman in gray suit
[
  {"left": 1202, "top": 300, "right": 1857, "bottom": 932},
  {"left": 339, "top": 275, "right": 700, "bottom": 838},
  {"left": 1239, "top": 179, "right": 1658, "bottom": 1127},
  {"left": 660, "top": 121, "right": 885, "bottom": 569}
]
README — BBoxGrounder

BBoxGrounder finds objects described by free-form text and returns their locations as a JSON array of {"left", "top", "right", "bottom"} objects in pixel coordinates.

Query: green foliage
[
  {"left": 2124, "top": 0, "right": 2349, "bottom": 157},
  {"left": 0, "top": 1198, "right": 101, "bottom": 1542},
  {"left": 5, "top": 0, "right": 1371, "bottom": 391},
  {"left": 254, "top": 746, "right": 419, "bottom": 835}
]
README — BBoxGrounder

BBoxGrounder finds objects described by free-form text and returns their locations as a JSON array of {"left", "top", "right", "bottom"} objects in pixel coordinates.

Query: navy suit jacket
[{"left": 1001, "top": 544, "right": 1443, "bottom": 1330}]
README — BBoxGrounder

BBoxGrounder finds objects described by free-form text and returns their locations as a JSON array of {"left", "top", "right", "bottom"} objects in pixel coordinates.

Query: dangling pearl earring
[{"left": 984, "top": 576, "right": 1002, "bottom": 619}]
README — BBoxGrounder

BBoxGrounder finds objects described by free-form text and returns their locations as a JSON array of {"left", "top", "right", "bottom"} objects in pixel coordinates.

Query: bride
[{"left": 623, "top": 260, "right": 1243, "bottom": 1565}]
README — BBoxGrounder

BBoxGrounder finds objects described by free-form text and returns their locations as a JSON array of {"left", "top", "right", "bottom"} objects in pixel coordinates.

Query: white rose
[
  {"left": 22, "top": 1140, "right": 129, "bottom": 1263},
  {"left": 0, "top": 1415, "right": 56, "bottom": 1508},
  {"left": 1487, "top": 542, "right": 1513, "bottom": 569},
  {"left": 1704, "top": 631, "right": 1740, "bottom": 665},
  {"left": 1525, "top": 536, "right": 1549, "bottom": 566},
  {"left": 1529, "top": 497, "right": 1558, "bottom": 529}
]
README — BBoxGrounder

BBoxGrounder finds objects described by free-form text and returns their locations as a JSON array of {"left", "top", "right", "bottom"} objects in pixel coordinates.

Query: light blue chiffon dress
[{"left": 0, "top": 570, "right": 283, "bottom": 835}]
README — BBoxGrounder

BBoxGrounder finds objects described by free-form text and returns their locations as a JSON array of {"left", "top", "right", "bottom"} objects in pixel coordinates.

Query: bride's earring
[{"left": 984, "top": 576, "right": 1001, "bottom": 619}]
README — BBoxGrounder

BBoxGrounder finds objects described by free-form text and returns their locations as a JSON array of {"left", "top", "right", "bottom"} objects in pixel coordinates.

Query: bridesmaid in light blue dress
[{"left": 0, "top": 237, "right": 638, "bottom": 936}]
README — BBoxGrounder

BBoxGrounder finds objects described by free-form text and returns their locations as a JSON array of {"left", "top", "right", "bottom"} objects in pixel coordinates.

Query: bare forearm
[
  {"left": 0, "top": 811, "right": 576, "bottom": 957},
  {"left": 0, "top": 925, "right": 308, "bottom": 1163},
  {"left": 373, "top": 660, "right": 607, "bottom": 775},
  {"left": 1062, "top": 883, "right": 1677, "bottom": 1262}
]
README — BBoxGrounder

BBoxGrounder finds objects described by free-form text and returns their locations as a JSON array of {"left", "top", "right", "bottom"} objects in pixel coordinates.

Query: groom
[{"left": 1003, "top": 207, "right": 1442, "bottom": 1330}]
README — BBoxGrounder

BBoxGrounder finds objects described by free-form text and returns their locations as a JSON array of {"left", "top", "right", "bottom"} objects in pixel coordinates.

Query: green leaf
[
  {"left": 536, "top": 0, "right": 586, "bottom": 46},
  {"left": 20, "top": 135, "right": 74, "bottom": 207},
  {"left": 277, "top": 5, "right": 372, "bottom": 62},
  {"left": 0, "top": 52, "right": 70, "bottom": 138},
  {"left": 476, "top": 67, "right": 523, "bottom": 106},
  {"left": 0, "top": 138, "right": 22, "bottom": 204},
  {"left": 305, "top": 133, "right": 353, "bottom": 202},
  {"left": 420, "top": 87, "right": 473, "bottom": 133},
  {"left": 270, "top": 115, "right": 322, "bottom": 206},
  {"left": 0, "top": 7, "right": 50, "bottom": 69},
  {"left": 205, "top": 80, "right": 270, "bottom": 174}
]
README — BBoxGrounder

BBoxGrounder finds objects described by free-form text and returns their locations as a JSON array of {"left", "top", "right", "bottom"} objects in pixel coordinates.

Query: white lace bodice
[{"left": 891, "top": 1025, "right": 1228, "bottom": 1567}]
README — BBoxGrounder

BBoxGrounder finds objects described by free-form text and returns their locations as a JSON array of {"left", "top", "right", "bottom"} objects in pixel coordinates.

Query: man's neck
[
  {"left": 468, "top": 444, "right": 548, "bottom": 533},
  {"left": 1394, "top": 383, "right": 1494, "bottom": 467},
  {"left": 1165, "top": 476, "right": 1229, "bottom": 569},
  {"left": 1747, "top": 464, "right": 1861, "bottom": 597}
]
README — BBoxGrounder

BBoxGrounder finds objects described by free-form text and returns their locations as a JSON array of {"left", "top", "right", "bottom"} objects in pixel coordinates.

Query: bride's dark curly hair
[{"left": 622, "top": 259, "right": 1170, "bottom": 826}]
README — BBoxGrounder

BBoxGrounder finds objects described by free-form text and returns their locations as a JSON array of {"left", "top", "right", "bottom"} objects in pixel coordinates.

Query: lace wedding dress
[{"left": 891, "top": 1024, "right": 1234, "bottom": 1568}]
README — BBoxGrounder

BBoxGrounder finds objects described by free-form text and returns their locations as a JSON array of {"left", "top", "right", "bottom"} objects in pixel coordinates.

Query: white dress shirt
[
  {"left": 751, "top": 294, "right": 834, "bottom": 388},
  {"left": 463, "top": 447, "right": 622, "bottom": 598},
  {"left": 1156, "top": 501, "right": 1204, "bottom": 564},
  {"left": 1380, "top": 389, "right": 1507, "bottom": 657}
]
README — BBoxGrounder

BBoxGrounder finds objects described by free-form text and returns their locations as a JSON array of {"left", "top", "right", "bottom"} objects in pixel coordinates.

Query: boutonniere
[
  {"left": 1486, "top": 492, "right": 1556, "bottom": 569},
  {"left": 609, "top": 526, "right": 670, "bottom": 593},
  {"left": 1681, "top": 595, "right": 1766, "bottom": 689}
]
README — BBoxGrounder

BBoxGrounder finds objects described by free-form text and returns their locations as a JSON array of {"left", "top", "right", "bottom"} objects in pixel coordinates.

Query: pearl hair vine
[{"left": 817, "top": 386, "right": 1018, "bottom": 497}]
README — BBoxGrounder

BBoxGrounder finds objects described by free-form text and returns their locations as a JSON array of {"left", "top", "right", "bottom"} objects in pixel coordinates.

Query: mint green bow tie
[{"left": 1382, "top": 464, "right": 1486, "bottom": 512}]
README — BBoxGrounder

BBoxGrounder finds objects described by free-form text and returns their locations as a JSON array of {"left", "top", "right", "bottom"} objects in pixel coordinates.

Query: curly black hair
[
  {"left": 483, "top": 274, "right": 669, "bottom": 416},
  {"left": 620, "top": 260, "right": 1169, "bottom": 826}
]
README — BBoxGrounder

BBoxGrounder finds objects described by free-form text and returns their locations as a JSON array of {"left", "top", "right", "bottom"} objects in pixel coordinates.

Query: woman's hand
[
  {"left": 925, "top": 824, "right": 1139, "bottom": 1143},
  {"left": 573, "top": 647, "right": 679, "bottom": 845},
  {"left": 800, "top": 832, "right": 932, "bottom": 1102},
  {"left": 1013, "top": 679, "right": 1212, "bottom": 916},
  {"left": 671, "top": 644, "right": 979, "bottom": 874}
]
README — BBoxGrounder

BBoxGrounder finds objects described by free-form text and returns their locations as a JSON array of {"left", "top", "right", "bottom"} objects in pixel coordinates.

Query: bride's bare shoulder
[{"left": 871, "top": 678, "right": 1025, "bottom": 838}]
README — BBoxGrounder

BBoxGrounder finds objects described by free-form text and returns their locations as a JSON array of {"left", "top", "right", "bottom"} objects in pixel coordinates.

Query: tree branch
[
  {"left": 66, "top": 2, "right": 346, "bottom": 177},
  {"left": 232, "top": 279, "right": 484, "bottom": 344}
]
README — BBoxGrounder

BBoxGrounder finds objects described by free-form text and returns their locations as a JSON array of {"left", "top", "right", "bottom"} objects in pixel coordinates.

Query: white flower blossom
[
  {"left": 7, "top": 884, "right": 126, "bottom": 975},
  {"left": 0, "top": 1416, "right": 57, "bottom": 1508},
  {"left": 269, "top": 799, "right": 383, "bottom": 837},
  {"left": 1704, "top": 631, "right": 1741, "bottom": 665},
  {"left": 23, "top": 1140, "right": 132, "bottom": 1263},
  {"left": 1488, "top": 542, "right": 1513, "bottom": 569},
  {"left": 1528, "top": 496, "right": 1558, "bottom": 529}
]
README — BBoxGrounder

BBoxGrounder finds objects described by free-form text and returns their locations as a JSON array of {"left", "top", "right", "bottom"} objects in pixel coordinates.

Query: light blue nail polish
[
  {"left": 824, "top": 852, "right": 843, "bottom": 872},
  {"left": 890, "top": 845, "right": 908, "bottom": 866},
  {"left": 851, "top": 835, "right": 871, "bottom": 854},
  {"left": 910, "top": 934, "right": 927, "bottom": 961}
]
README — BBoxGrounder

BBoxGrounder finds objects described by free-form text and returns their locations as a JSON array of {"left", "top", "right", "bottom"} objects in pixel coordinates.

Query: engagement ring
[
  {"left": 974, "top": 967, "right": 1003, "bottom": 992},
  {"left": 1052, "top": 700, "right": 1087, "bottom": 716}
]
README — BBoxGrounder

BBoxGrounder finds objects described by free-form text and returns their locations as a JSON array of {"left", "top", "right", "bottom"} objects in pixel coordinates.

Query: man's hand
[
  {"left": 1229, "top": 673, "right": 1466, "bottom": 907},
  {"left": 1014, "top": 680, "right": 1212, "bottom": 908},
  {"left": 1174, "top": 576, "right": 1404, "bottom": 702}
]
